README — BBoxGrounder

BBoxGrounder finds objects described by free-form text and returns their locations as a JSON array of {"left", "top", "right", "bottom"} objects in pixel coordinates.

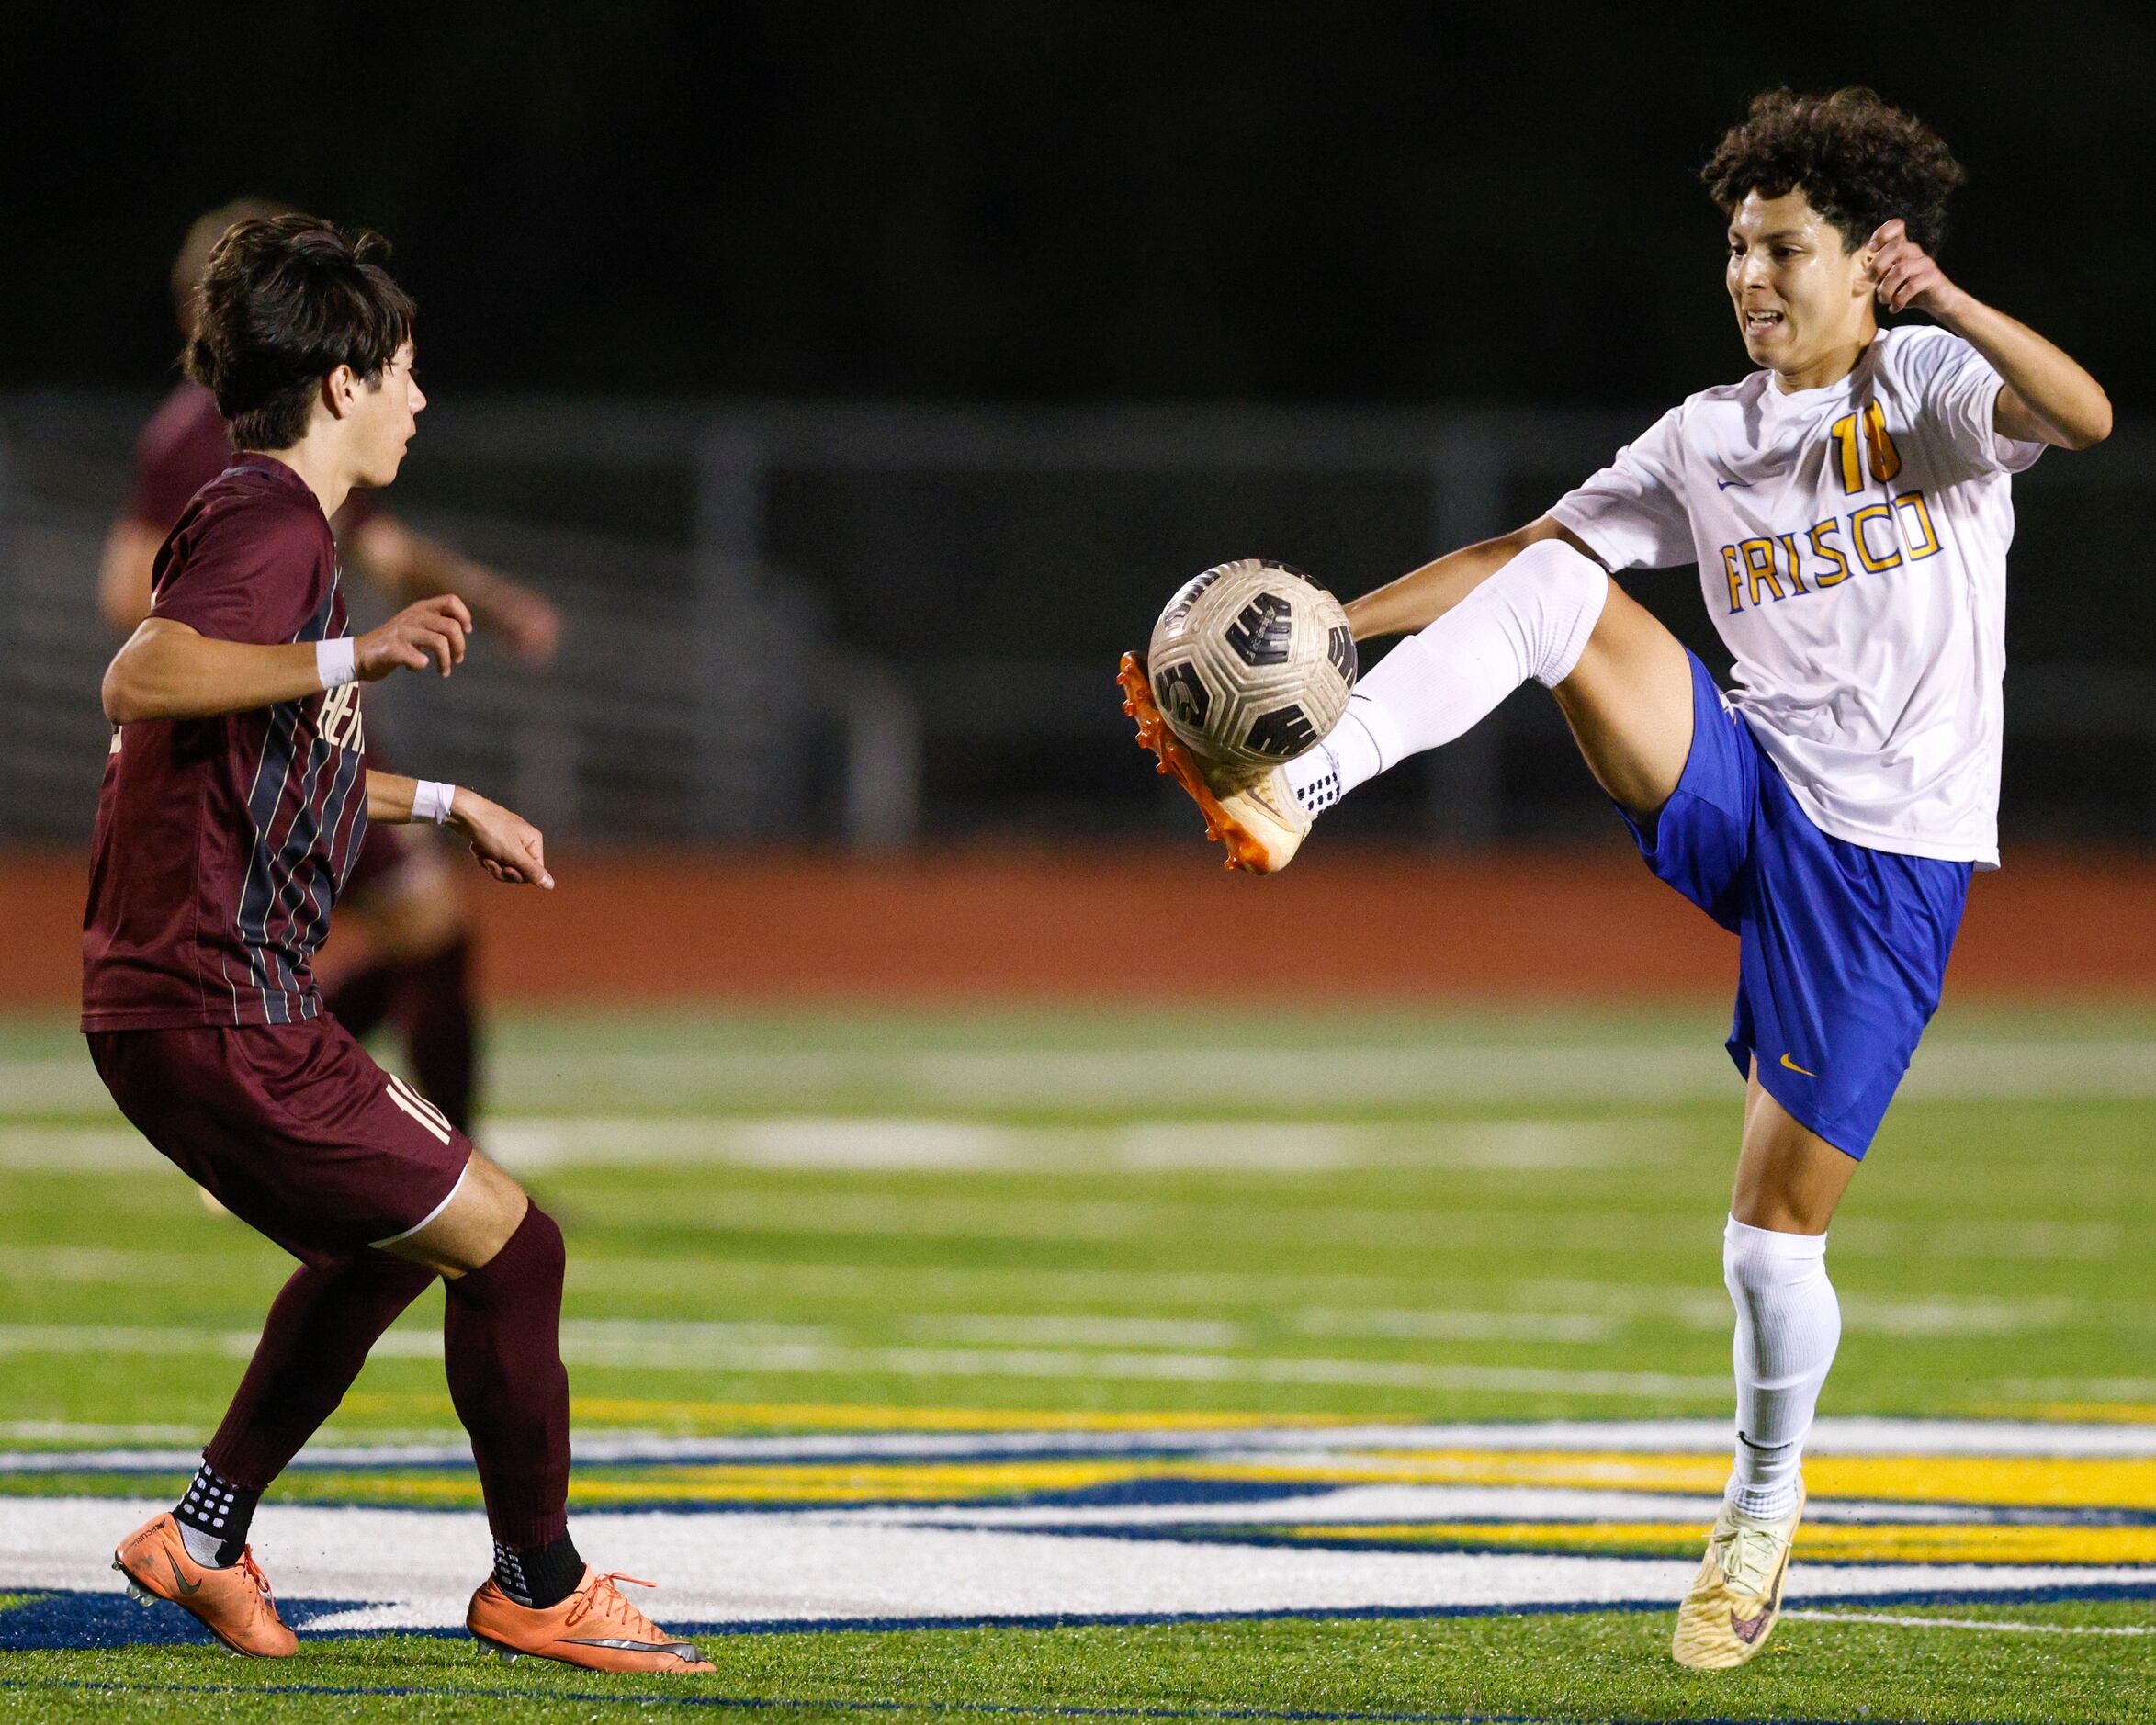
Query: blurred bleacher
[{"left": 4, "top": 394, "right": 2152, "bottom": 851}]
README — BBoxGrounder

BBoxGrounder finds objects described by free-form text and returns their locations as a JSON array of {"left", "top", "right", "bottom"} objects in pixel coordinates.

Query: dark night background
[
  {"left": 3, "top": 2, "right": 2150, "bottom": 848},
  {"left": 4, "top": 3, "right": 2148, "bottom": 406}
]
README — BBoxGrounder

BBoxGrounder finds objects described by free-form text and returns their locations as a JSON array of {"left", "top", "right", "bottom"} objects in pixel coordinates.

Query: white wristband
[
  {"left": 316, "top": 637, "right": 357, "bottom": 689},
  {"left": 412, "top": 780, "right": 458, "bottom": 825}
]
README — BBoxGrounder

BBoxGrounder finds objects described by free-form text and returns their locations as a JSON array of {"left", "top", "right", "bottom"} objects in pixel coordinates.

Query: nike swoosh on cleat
[
  {"left": 166, "top": 1555, "right": 202, "bottom": 1597},
  {"left": 1728, "top": 1541, "right": 1792, "bottom": 1645},
  {"left": 569, "top": 1638, "right": 706, "bottom": 1658},
  {"left": 1779, "top": 1052, "right": 1815, "bottom": 1077}
]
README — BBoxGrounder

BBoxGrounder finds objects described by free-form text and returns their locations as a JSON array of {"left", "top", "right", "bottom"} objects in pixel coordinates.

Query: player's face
[
  {"left": 1725, "top": 191, "right": 1873, "bottom": 385},
  {"left": 351, "top": 343, "right": 425, "bottom": 488}
]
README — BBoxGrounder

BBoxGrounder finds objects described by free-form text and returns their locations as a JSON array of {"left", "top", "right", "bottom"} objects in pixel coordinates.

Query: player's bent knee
[
  {"left": 1502, "top": 538, "right": 1609, "bottom": 690},
  {"left": 381, "top": 1150, "right": 530, "bottom": 1277}
]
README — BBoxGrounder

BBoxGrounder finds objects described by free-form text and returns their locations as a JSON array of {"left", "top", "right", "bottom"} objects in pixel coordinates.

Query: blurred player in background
[
  {"left": 89, "top": 214, "right": 711, "bottom": 1675},
  {"left": 96, "top": 198, "right": 563, "bottom": 1134},
  {"left": 1128, "top": 88, "right": 2110, "bottom": 1668}
]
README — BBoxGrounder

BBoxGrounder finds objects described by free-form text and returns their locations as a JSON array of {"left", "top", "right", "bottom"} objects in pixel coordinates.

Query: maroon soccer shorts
[{"left": 87, "top": 1018, "right": 472, "bottom": 1265}]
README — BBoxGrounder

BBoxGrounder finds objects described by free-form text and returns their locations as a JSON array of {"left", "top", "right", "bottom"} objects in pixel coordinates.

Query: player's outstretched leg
[
  {"left": 113, "top": 1250, "right": 437, "bottom": 1657},
  {"left": 1123, "top": 539, "right": 1609, "bottom": 872},
  {"left": 435, "top": 1203, "right": 715, "bottom": 1674}
]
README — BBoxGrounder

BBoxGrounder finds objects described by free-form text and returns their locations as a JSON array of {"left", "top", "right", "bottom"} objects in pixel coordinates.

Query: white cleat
[
  {"left": 1118, "top": 652, "right": 1311, "bottom": 874},
  {"left": 1672, "top": 1485, "right": 1804, "bottom": 1669}
]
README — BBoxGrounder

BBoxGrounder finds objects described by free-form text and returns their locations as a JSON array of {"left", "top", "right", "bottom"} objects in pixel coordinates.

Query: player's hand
[
  {"left": 1866, "top": 220, "right": 1964, "bottom": 320},
  {"left": 448, "top": 789, "right": 554, "bottom": 889},
  {"left": 356, "top": 595, "right": 473, "bottom": 681},
  {"left": 491, "top": 589, "right": 562, "bottom": 668}
]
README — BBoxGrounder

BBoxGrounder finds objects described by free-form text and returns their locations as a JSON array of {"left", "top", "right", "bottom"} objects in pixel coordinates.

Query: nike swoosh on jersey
[
  {"left": 1716, "top": 477, "right": 1752, "bottom": 490},
  {"left": 1779, "top": 1052, "right": 1816, "bottom": 1077}
]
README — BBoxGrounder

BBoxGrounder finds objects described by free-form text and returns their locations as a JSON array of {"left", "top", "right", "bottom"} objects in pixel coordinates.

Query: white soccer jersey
[{"left": 1550, "top": 324, "right": 2046, "bottom": 867}]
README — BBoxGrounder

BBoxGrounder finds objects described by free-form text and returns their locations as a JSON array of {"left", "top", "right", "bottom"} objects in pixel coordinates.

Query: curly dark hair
[
  {"left": 183, "top": 214, "right": 415, "bottom": 451},
  {"left": 1702, "top": 87, "right": 1966, "bottom": 255}
]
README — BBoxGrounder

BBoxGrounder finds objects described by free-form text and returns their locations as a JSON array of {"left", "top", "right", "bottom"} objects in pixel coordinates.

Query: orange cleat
[
  {"left": 111, "top": 1512, "right": 298, "bottom": 1658},
  {"left": 1118, "top": 651, "right": 1309, "bottom": 874},
  {"left": 468, "top": 1567, "right": 717, "bottom": 1674}
]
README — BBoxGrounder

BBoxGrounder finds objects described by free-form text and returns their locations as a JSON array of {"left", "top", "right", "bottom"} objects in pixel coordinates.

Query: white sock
[
  {"left": 1723, "top": 1215, "right": 1840, "bottom": 1519},
  {"left": 1281, "top": 539, "right": 1607, "bottom": 818}
]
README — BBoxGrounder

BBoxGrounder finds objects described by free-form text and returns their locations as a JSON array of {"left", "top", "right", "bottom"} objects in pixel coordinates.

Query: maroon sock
[
  {"left": 443, "top": 1205, "right": 570, "bottom": 1550},
  {"left": 396, "top": 935, "right": 480, "bottom": 1133},
  {"left": 205, "top": 1253, "right": 439, "bottom": 1489},
  {"left": 324, "top": 958, "right": 400, "bottom": 1043}
]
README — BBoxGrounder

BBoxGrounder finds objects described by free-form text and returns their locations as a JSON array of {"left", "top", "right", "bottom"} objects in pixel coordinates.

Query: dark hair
[
  {"left": 1702, "top": 87, "right": 1966, "bottom": 255},
  {"left": 183, "top": 214, "right": 415, "bottom": 451}
]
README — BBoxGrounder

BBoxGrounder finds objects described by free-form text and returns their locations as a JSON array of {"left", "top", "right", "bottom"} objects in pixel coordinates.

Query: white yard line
[
  {"left": 0, "top": 1246, "right": 2127, "bottom": 1342},
  {"left": 9, "top": 1034, "right": 2156, "bottom": 1123},
  {"left": 0, "top": 1323, "right": 1733, "bottom": 1398},
  {"left": 5, "top": 1495, "right": 2150, "bottom": 1628},
  {"left": 11, "top": 1416, "right": 2156, "bottom": 1472},
  {"left": 0, "top": 1117, "right": 1641, "bottom": 1176},
  {"left": 1784, "top": 1609, "right": 2156, "bottom": 1636}
]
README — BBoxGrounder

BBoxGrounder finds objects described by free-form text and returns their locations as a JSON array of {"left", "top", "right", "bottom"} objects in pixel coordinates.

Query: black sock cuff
[
  {"left": 494, "top": 1533, "right": 582, "bottom": 1608},
  {"left": 175, "top": 1460, "right": 261, "bottom": 1566}
]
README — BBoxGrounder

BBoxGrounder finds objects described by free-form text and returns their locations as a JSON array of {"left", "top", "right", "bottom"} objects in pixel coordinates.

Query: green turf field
[{"left": 3, "top": 1004, "right": 2151, "bottom": 1721}]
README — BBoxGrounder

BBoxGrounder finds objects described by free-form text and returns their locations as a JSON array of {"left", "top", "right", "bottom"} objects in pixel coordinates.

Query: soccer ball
[{"left": 1146, "top": 559, "right": 1358, "bottom": 768}]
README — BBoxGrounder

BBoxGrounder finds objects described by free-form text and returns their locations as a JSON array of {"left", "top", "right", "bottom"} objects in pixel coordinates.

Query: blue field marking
[
  {"left": 0, "top": 1590, "right": 377, "bottom": 1649},
  {"left": 9, "top": 1583, "right": 2156, "bottom": 1652}
]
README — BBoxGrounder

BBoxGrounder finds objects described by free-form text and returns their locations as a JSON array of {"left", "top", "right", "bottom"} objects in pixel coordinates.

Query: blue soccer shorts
[{"left": 1617, "top": 651, "right": 1972, "bottom": 1159}]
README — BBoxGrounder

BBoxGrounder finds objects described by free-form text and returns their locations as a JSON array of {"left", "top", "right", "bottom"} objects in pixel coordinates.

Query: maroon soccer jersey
[
  {"left": 82, "top": 458, "right": 370, "bottom": 1030},
  {"left": 128, "top": 381, "right": 372, "bottom": 536}
]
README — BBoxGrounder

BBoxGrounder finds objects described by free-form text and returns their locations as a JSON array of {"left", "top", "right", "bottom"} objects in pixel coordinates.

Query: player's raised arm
[
  {"left": 100, "top": 594, "right": 473, "bottom": 725},
  {"left": 350, "top": 514, "right": 562, "bottom": 666},
  {"left": 366, "top": 770, "right": 554, "bottom": 889},
  {"left": 1867, "top": 219, "right": 2111, "bottom": 450}
]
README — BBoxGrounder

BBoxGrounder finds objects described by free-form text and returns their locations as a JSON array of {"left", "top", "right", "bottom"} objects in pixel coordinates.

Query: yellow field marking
[
  {"left": 300, "top": 1423, "right": 2156, "bottom": 1510},
  {"left": 337, "top": 1392, "right": 1350, "bottom": 1433},
  {"left": 1281, "top": 1520, "right": 2156, "bottom": 1566},
  {"left": 285, "top": 1460, "right": 1154, "bottom": 1507},
  {"left": 567, "top": 1460, "right": 1156, "bottom": 1503},
  {"left": 1195, "top": 1451, "right": 2156, "bottom": 1510},
  {"left": 271, "top": 1447, "right": 2156, "bottom": 1516},
  {"left": 1974, "top": 1403, "right": 2156, "bottom": 1426}
]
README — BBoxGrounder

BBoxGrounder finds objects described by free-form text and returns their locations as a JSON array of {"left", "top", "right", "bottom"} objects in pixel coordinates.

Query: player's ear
[
  {"left": 1850, "top": 242, "right": 1876, "bottom": 299},
  {"left": 322, "top": 364, "right": 358, "bottom": 420}
]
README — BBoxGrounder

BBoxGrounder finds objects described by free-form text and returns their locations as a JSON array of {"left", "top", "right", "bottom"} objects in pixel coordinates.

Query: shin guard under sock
[
  {"left": 205, "top": 1252, "right": 439, "bottom": 1493},
  {"left": 444, "top": 1205, "right": 572, "bottom": 1551},
  {"left": 1723, "top": 1215, "right": 1841, "bottom": 1518}
]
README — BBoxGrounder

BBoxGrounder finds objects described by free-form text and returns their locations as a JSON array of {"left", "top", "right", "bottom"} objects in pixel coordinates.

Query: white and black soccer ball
[{"left": 1146, "top": 558, "right": 1358, "bottom": 768}]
